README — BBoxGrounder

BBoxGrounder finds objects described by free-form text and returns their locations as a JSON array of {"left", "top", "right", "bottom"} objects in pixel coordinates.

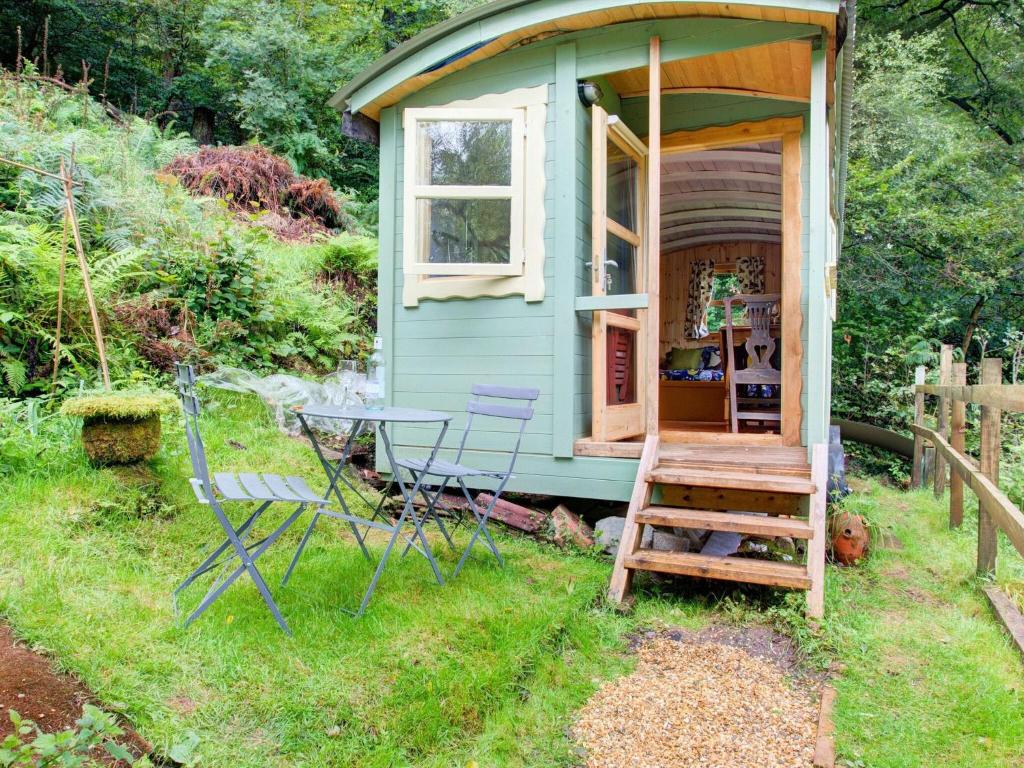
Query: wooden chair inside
[{"left": 724, "top": 293, "right": 781, "bottom": 433}]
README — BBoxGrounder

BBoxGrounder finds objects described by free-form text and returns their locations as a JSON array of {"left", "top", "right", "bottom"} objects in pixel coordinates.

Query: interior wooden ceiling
[
  {"left": 605, "top": 40, "right": 812, "bottom": 101},
  {"left": 658, "top": 141, "right": 782, "bottom": 252}
]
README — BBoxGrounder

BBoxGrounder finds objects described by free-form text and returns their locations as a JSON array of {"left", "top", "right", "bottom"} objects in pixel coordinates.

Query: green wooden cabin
[{"left": 332, "top": 0, "right": 852, "bottom": 504}]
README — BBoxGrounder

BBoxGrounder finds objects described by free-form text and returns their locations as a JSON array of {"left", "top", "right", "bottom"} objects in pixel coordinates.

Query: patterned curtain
[
  {"left": 736, "top": 255, "right": 766, "bottom": 295},
  {"left": 685, "top": 258, "right": 715, "bottom": 339}
]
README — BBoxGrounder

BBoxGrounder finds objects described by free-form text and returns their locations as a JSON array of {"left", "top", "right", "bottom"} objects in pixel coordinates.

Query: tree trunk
[
  {"left": 190, "top": 106, "right": 214, "bottom": 145},
  {"left": 961, "top": 294, "right": 985, "bottom": 356}
]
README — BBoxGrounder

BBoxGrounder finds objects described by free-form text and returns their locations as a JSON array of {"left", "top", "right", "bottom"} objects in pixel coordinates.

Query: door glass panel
[
  {"left": 606, "top": 231, "right": 637, "bottom": 295},
  {"left": 607, "top": 138, "right": 638, "bottom": 230}
]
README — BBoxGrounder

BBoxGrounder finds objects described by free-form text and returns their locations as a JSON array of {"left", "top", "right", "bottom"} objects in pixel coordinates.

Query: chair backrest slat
[
  {"left": 454, "top": 383, "right": 537, "bottom": 471},
  {"left": 175, "top": 362, "right": 214, "bottom": 499},
  {"left": 467, "top": 401, "right": 534, "bottom": 420},
  {"left": 470, "top": 384, "right": 540, "bottom": 401}
]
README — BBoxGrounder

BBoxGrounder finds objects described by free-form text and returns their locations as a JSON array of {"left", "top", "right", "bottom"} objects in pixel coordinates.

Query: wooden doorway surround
[{"left": 656, "top": 116, "right": 804, "bottom": 447}]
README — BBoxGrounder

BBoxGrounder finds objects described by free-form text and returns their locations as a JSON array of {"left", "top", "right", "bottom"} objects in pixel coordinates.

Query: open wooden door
[{"left": 590, "top": 106, "right": 649, "bottom": 442}]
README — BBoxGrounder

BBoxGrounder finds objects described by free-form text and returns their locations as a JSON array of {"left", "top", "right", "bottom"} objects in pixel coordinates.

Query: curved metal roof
[{"left": 331, "top": 0, "right": 842, "bottom": 116}]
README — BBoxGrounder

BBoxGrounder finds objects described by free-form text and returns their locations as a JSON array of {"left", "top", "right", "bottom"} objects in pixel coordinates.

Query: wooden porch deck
[{"left": 606, "top": 437, "right": 827, "bottom": 617}]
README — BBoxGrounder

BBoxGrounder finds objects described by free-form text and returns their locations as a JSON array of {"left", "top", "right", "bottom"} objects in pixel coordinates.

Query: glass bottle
[{"left": 366, "top": 337, "right": 386, "bottom": 410}]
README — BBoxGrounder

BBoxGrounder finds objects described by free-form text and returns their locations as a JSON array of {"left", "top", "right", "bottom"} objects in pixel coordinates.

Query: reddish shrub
[
  {"left": 164, "top": 145, "right": 294, "bottom": 214},
  {"left": 285, "top": 178, "right": 346, "bottom": 229},
  {"left": 164, "top": 145, "right": 350, "bottom": 235},
  {"left": 113, "top": 295, "right": 199, "bottom": 371}
]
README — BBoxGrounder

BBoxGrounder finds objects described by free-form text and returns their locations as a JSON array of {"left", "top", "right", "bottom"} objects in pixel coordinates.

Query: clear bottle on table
[{"left": 366, "top": 336, "right": 386, "bottom": 410}]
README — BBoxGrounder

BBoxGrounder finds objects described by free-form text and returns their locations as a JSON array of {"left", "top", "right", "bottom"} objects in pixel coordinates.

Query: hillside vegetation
[{"left": 0, "top": 75, "right": 378, "bottom": 404}]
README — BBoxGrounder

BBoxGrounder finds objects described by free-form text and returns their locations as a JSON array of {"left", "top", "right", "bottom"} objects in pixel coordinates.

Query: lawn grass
[
  {"left": 825, "top": 480, "right": 1024, "bottom": 767},
  {"left": 1, "top": 390, "right": 1023, "bottom": 766}
]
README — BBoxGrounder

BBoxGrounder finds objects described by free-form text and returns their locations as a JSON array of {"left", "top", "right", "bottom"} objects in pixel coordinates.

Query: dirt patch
[
  {"left": 0, "top": 623, "right": 148, "bottom": 762},
  {"left": 573, "top": 633, "right": 821, "bottom": 768},
  {"left": 631, "top": 624, "right": 828, "bottom": 687}
]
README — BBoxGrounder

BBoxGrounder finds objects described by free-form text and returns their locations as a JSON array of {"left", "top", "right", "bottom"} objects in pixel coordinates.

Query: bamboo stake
[
  {"left": 62, "top": 148, "right": 110, "bottom": 390},
  {"left": 933, "top": 344, "right": 952, "bottom": 498},
  {"left": 949, "top": 362, "right": 967, "bottom": 527},
  {"left": 911, "top": 365, "right": 926, "bottom": 488},
  {"left": 51, "top": 177, "right": 70, "bottom": 390},
  {"left": 0, "top": 155, "right": 82, "bottom": 185},
  {"left": 977, "top": 358, "right": 1002, "bottom": 577}
]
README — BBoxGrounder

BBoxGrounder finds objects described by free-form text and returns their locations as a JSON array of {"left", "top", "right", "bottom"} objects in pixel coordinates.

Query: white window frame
[{"left": 403, "top": 106, "right": 526, "bottom": 277}]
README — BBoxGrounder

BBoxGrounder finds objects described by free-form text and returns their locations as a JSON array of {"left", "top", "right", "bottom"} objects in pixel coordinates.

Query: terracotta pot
[{"left": 830, "top": 511, "right": 869, "bottom": 565}]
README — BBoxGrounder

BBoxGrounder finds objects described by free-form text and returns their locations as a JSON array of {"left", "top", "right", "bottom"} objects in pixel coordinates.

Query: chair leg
[
  {"left": 282, "top": 507, "right": 322, "bottom": 586},
  {"left": 401, "top": 477, "right": 457, "bottom": 557},
  {"left": 185, "top": 502, "right": 306, "bottom": 635},
  {"left": 175, "top": 501, "right": 271, "bottom": 598},
  {"left": 452, "top": 480, "right": 504, "bottom": 578}
]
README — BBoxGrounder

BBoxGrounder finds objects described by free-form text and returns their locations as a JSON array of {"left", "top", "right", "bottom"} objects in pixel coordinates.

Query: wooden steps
[
  {"left": 635, "top": 506, "right": 814, "bottom": 539},
  {"left": 624, "top": 550, "right": 812, "bottom": 589},
  {"left": 647, "top": 467, "right": 817, "bottom": 495},
  {"left": 608, "top": 438, "right": 828, "bottom": 618}
]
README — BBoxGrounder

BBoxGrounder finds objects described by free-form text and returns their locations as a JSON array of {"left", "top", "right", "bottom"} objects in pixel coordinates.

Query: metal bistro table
[{"left": 284, "top": 404, "right": 452, "bottom": 616}]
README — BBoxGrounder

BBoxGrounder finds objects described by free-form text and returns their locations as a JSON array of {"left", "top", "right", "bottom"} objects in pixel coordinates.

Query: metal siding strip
[{"left": 553, "top": 42, "right": 578, "bottom": 458}]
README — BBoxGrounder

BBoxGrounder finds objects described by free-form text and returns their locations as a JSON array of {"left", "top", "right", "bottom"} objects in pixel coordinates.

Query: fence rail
[{"left": 911, "top": 348, "right": 1024, "bottom": 578}]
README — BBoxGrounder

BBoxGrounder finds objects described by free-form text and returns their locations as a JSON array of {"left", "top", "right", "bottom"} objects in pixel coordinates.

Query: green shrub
[{"left": 1, "top": 705, "right": 148, "bottom": 767}]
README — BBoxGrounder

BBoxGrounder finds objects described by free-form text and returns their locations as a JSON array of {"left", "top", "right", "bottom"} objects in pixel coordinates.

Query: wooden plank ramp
[{"left": 608, "top": 439, "right": 828, "bottom": 617}]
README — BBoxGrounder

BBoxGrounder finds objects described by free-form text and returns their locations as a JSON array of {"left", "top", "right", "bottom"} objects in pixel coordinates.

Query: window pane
[
  {"left": 417, "top": 120, "right": 512, "bottom": 186},
  {"left": 606, "top": 231, "right": 637, "bottom": 295},
  {"left": 607, "top": 139, "right": 638, "bottom": 230},
  {"left": 417, "top": 198, "right": 512, "bottom": 264}
]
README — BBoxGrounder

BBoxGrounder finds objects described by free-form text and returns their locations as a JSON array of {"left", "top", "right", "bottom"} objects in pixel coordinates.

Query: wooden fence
[{"left": 910, "top": 346, "right": 1024, "bottom": 580}]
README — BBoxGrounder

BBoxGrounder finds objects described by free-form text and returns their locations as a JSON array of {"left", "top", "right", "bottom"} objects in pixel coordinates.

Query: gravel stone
[{"left": 572, "top": 638, "right": 819, "bottom": 768}]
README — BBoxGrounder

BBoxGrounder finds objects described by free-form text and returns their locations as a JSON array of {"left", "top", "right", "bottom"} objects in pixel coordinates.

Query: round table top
[{"left": 296, "top": 404, "right": 452, "bottom": 423}]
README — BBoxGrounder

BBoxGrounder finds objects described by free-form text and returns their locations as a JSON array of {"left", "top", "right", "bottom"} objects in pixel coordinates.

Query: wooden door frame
[
  {"left": 590, "top": 104, "right": 649, "bottom": 442},
  {"left": 657, "top": 116, "right": 805, "bottom": 447}
]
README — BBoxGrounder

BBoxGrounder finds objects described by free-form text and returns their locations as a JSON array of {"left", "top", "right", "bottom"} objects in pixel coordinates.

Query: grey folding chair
[
  {"left": 395, "top": 385, "right": 539, "bottom": 577},
  {"left": 173, "top": 363, "right": 329, "bottom": 635}
]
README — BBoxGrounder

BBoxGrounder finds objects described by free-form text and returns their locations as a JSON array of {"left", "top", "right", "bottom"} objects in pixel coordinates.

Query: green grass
[
  {"left": 1, "top": 392, "right": 1023, "bottom": 766},
  {"left": 825, "top": 480, "right": 1024, "bottom": 768}
]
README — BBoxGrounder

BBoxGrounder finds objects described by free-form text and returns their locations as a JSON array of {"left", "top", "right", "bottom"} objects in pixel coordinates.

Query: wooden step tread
[
  {"left": 647, "top": 467, "right": 816, "bottom": 495},
  {"left": 658, "top": 445, "right": 811, "bottom": 476},
  {"left": 624, "top": 550, "right": 811, "bottom": 589},
  {"left": 636, "top": 506, "right": 814, "bottom": 539}
]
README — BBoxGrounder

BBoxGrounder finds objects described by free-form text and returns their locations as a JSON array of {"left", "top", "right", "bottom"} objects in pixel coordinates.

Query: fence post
[
  {"left": 911, "top": 365, "right": 926, "bottom": 488},
  {"left": 949, "top": 362, "right": 967, "bottom": 527},
  {"left": 933, "top": 344, "right": 953, "bottom": 498},
  {"left": 977, "top": 357, "right": 1002, "bottom": 577}
]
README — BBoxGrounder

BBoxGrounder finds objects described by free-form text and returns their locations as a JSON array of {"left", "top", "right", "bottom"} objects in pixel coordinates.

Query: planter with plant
[{"left": 61, "top": 391, "right": 178, "bottom": 465}]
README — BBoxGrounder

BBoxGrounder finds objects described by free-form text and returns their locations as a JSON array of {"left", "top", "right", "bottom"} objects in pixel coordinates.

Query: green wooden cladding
[{"left": 373, "top": 17, "right": 837, "bottom": 501}]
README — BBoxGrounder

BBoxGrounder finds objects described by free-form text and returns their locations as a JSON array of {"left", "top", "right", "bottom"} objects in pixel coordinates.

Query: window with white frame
[{"left": 403, "top": 107, "right": 526, "bottom": 277}]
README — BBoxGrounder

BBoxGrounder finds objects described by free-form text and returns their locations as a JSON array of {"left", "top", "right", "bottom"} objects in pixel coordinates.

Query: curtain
[
  {"left": 736, "top": 254, "right": 766, "bottom": 295},
  {"left": 685, "top": 258, "right": 715, "bottom": 339}
]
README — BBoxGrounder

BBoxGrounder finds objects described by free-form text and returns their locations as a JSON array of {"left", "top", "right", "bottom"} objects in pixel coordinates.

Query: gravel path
[{"left": 572, "top": 637, "right": 819, "bottom": 768}]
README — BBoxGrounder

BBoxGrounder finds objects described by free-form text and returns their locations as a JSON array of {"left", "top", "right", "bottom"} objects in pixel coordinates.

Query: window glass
[
  {"left": 606, "top": 231, "right": 637, "bottom": 296},
  {"left": 606, "top": 138, "right": 638, "bottom": 230},
  {"left": 706, "top": 272, "right": 741, "bottom": 332},
  {"left": 416, "top": 120, "right": 512, "bottom": 186},
  {"left": 417, "top": 198, "right": 512, "bottom": 265}
]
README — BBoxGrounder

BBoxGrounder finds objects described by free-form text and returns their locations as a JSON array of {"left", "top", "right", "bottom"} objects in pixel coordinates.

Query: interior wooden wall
[{"left": 660, "top": 241, "right": 781, "bottom": 355}]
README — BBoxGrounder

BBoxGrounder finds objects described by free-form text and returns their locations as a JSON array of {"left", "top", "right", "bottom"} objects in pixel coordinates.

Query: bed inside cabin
[{"left": 657, "top": 141, "right": 784, "bottom": 437}]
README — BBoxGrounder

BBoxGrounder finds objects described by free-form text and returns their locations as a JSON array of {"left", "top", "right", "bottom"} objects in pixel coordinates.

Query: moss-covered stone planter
[{"left": 61, "top": 392, "right": 178, "bottom": 466}]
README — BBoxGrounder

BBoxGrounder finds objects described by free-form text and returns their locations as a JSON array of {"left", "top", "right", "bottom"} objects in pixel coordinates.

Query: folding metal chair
[
  {"left": 172, "top": 363, "right": 328, "bottom": 635},
  {"left": 395, "top": 385, "right": 539, "bottom": 577}
]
